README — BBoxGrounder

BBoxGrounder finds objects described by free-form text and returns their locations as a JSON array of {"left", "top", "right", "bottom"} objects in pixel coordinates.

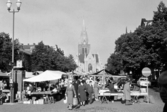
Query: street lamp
[{"left": 6, "top": 0, "right": 22, "bottom": 103}]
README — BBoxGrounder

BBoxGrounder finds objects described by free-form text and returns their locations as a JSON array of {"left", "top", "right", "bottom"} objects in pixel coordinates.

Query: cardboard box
[{"left": 38, "top": 99, "right": 44, "bottom": 104}]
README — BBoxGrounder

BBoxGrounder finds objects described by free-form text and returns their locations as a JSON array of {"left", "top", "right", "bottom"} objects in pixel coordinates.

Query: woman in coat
[
  {"left": 93, "top": 80, "right": 99, "bottom": 101},
  {"left": 78, "top": 80, "right": 87, "bottom": 106},
  {"left": 65, "top": 80, "right": 76, "bottom": 110},
  {"left": 123, "top": 79, "right": 132, "bottom": 105}
]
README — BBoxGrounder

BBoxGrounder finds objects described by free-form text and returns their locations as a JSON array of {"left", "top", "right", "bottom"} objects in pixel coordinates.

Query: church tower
[
  {"left": 78, "top": 20, "right": 90, "bottom": 63},
  {"left": 75, "top": 19, "right": 102, "bottom": 73}
]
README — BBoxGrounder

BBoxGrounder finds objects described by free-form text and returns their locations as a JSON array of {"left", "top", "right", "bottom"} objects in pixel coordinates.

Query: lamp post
[{"left": 6, "top": 0, "right": 22, "bottom": 103}]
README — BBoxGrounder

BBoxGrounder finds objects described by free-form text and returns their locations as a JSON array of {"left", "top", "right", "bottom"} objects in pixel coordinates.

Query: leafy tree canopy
[
  {"left": 0, "top": 32, "right": 20, "bottom": 72},
  {"left": 31, "top": 41, "right": 77, "bottom": 72},
  {"left": 106, "top": 1, "right": 167, "bottom": 76}
]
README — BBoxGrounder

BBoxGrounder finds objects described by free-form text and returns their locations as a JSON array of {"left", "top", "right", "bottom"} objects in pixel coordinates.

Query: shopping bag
[
  {"left": 73, "top": 97, "right": 78, "bottom": 106},
  {"left": 63, "top": 96, "right": 67, "bottom": 104},
  {"left": 92, "top": 94, "right": 95, "bottom": 99}
]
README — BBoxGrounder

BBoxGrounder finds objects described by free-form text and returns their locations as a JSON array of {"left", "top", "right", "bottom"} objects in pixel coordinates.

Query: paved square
[{"left": 0, "top": 89, "right": 164, "bottom": 112}]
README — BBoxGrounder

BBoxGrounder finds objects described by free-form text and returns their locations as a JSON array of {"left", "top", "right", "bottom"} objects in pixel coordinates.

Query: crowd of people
[
  {"left": 18, "top": 74, "right": 138, "bottom": 109},
  {"left": 65, "top": 77, "right": 95, "bottom": 110},
  {"left": 64, "top": 75, "right": 134, "bottom": 110}
]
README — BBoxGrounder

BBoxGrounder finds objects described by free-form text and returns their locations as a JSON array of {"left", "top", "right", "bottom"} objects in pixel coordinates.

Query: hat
[{"left": 158, "top": 71, "right": 167, "bottom": 85}]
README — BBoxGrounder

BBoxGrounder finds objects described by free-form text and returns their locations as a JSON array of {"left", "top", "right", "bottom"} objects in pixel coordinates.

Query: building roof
[
  {"left": 22, "top": 45, "right": 32, "bottom": 49},
  {"left": 19, "top": 44, "right": 36, "bottom": 55},
  {"left": 19, "top": 49, "right": 32, "bottom": 55}
]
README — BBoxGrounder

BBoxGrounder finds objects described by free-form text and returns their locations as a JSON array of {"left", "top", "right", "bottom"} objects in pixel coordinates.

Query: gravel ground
[{"left": 0, "top": 89, "right": 164, "bottom": 112}]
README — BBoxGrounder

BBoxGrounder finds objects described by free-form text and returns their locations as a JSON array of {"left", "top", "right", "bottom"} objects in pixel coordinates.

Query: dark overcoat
[
  {"left": 87, "top": 84, "right": 94, "bottom": 94},
  {"left": 73, "top": 80, "right": 79, "bottom": 96},
  {"left": 78, "top": 84, "right": 87, "bottom": 102}
]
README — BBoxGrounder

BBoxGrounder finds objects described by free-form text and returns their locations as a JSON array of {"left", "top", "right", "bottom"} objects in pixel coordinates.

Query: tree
[
  {"left": 106, "top": 53, "right": 123, "bottom": 74},
  {"left": 152, "top": 2, "right": 167, "bottom": 66},
  {"left": 0, "top": 32, "right": 20, "bottom": 72},
  {"left": 67, "top": 54, "right": 77, "bottom": 71},
  {"left": 114, "top": 33, "right": 145, "bottom": 73},
  {"left": 106, "top": 2, "right": 167, "bottom": 77},
  {"left": 31, "top": 41, "right": 56, "bottom": 71},
  {"left": 153, "top": 2, "right": 167, "bottom": 24},
  {"left": 31, "top": 41, "right": 77, "bottom": 72}
]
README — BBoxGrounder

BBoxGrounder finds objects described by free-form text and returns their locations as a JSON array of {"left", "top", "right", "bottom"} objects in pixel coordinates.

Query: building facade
[{"left": 75, "top": 20, "right": 103, "bottom": 74}]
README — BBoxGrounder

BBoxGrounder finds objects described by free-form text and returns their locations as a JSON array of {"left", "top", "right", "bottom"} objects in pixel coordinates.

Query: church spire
[
  {"left": 81, "top": 19, "right": 88, "bottom": 44},
  {"left": 82, "top": 19, "right": 86, "bottom": 31}
]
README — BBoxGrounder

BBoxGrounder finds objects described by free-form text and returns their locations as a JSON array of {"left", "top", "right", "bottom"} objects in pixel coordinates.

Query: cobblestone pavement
[
  {"left": 72, "top": 102, "right": 163, "bottom": 112},
  {"left": 0, "top": 89, "right": 164, "bottom": 112},
  {"left": 0, "top": 100, "right": 163, "bottom": 112}
]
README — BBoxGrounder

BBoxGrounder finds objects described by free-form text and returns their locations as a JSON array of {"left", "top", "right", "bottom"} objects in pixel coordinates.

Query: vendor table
[
  {"left": 99, "top": 89, "right": 148, "bottom": 103},
  {"left": 2, "top": 90, "right": 10, "bottom": 93},
  {"left": 27, "top": 91, "right": 58, "bottom": 104},
  {"left": 31, "top": 91, "right": 57, "bottom": 95}
]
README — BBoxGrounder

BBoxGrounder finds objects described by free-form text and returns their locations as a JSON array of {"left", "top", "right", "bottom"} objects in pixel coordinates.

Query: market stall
[
  {"left": 23, "top": 70, "right": 66, "bottom": 104},
  {"left": 97, "top": 67, "right": 150, "bottom": 104},
  {"left": 24, "top": 70, "right": 65, "bottom": 82},
  {"left": 0, "top": 71, "right": 10, "bottom": 103},
  {"left": 98, "top": 88, "right": 148, "bottom": 103}
]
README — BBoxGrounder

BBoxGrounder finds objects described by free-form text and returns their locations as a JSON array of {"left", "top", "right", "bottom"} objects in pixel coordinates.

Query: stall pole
[
  {"left": 22, "top": 80, "right": 24, "bottom": 101},
  {"left": 147, "top": 78, "right": 149, "bottom": 103}
]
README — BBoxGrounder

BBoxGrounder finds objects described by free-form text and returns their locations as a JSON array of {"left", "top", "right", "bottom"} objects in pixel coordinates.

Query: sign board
[
  {"left": 16, "top": 60, "right": 23, "bottom": 68},
  {"left": 142, "top": 67, "right": 151, "bottom": 77},
  {"left": 10, "top": 78, "right": 13, "bottom": 83}
]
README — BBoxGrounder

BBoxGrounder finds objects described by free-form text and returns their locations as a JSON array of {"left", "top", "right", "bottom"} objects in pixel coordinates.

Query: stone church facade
[{"left": 75, "top": 20, "right": 103, "bottom": 74}]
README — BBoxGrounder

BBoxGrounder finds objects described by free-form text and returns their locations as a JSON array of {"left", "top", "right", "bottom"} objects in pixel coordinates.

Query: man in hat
[
  {"left": 86, "top": 80, "right": 94, "bottom": 104},
  {"left": 84, "top": 79, "right": 89, "bottom": 104},
  {"left": 158, "top": 69, "right": 167, "bottom": 112}
]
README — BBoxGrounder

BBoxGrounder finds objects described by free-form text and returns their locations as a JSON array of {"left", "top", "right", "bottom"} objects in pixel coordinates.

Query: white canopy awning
[{"left": 23, "top": 70, "right": 66, "bottom": 82}]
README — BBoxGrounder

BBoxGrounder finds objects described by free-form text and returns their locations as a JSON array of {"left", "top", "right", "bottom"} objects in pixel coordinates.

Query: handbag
[
  {"left": 73, "top": 97, "right": 78, "bottom": 106},
  {"left": 63, "top": 96, "right": 67, "bottom": 104}
]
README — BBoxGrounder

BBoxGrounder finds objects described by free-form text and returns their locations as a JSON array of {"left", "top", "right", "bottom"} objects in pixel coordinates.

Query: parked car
[{"left": 137, "top": 77, "right": 150, "bottom": 86}]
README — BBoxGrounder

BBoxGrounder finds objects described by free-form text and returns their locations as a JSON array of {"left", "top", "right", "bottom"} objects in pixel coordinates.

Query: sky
[{"left": 0, "top": 0, "right": 167, "bottom": 65}]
